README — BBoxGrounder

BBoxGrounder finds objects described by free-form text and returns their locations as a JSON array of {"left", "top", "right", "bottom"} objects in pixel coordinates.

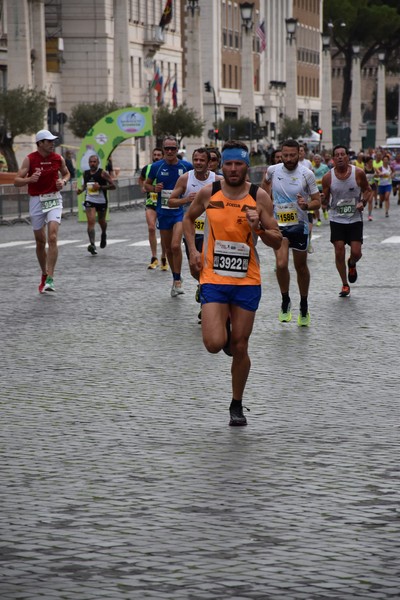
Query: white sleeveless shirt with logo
[
  {"left": 329, "top": 165, "right": 362, "bottom": 224},
  {"left": 183, "top": 170, "right": 216, "bottom": 235}
]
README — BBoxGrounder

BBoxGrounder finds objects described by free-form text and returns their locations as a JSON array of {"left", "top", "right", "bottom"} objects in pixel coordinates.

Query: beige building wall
[{"left": 2, "top": 0, "right": 183, "bottom": 173}]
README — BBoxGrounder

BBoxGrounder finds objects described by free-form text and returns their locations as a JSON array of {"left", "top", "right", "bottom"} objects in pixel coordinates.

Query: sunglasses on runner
[{"left": 164, "top": 146, "right": 178, "bottom": 151}]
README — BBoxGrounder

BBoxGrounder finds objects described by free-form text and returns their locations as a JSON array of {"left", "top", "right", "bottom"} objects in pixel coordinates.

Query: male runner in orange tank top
[{"left": 183, "top": 140, "right": 281, "bottom": 427}]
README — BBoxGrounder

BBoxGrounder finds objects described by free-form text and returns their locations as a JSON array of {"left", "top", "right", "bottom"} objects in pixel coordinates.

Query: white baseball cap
[{"left": 36, "top": 129, "right": 58, "bottom": 143}]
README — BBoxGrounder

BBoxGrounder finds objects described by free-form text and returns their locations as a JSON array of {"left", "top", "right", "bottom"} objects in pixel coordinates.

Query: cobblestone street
[{"left": 1, "top": 203, "right": 400, "bottom": 599}]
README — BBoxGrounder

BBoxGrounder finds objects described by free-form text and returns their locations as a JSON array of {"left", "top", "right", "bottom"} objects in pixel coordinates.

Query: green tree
[
  {"left": 0, "top": 87, "right": 48, "bottom": 171},
  {"left": 68, "top": 100, "right": 121, "bottom": 138},
  {"left": 324, "top": 0, "right": 400, "bottom": 118},
  {"left": 153, "top": 104, "right": 205, "bottom": 146},
  {"left": 279, "top": 118, "right": 312, "bottom": 142}
]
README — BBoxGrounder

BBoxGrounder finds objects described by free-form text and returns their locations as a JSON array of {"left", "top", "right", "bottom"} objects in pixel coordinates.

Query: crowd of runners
[{"left": 14, "top": 130, "right": 399, "bottom": 427}]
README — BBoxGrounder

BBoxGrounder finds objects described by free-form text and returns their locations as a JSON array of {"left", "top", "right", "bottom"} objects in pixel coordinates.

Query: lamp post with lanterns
[
  {"left": 350, "top": 44, "right": 362, "bottom": 152},
  {"left": 285, "top": 17, "right": 298, "bottom": 120},
  {"left": 239, "top": 2, "right": 255, "bottom": 122},
  {"left": 375, "top": 51, "right": 386, "bottom": 148}
]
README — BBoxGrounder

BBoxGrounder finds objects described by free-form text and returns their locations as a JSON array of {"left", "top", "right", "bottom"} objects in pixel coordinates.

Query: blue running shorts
[{"left": 200, "top": 284, "right": 262, "bottom": 312}]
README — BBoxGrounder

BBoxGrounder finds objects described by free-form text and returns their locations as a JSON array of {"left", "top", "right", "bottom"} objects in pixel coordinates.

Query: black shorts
[
  {"left": 281, "top": 225, "right": 309, "bottom": 252},
  {"left": 183, "top": 234, "right": 204, "bottom": 260},
  {"left": 83, "top": 200, "right": 108, "bottom": 212},
  {"left": 330, "top": 220, "right": 363, "bottom": 245}
]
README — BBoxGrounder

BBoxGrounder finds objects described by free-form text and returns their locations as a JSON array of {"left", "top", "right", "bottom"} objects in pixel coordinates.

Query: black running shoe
[
  {"left": 88, "top": 244, "right": 97, "bottom": 255},
  {"left": 222, "top": 317, "right": 232, "bottom": 356},
  {"left": 347, "top": 259, "right": 357, "bottom": 283},
  {"left": 339, "top": 284, "right": 350, "bottom": 297},
  {"left": 100, "top": 232, "right": 107, "bottom": 249},
  {"left": 229, "top": 403, "right": 248, "bottom": 426}
]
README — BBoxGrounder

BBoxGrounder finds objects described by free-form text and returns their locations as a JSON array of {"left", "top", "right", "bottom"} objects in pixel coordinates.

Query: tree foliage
[
  {"left": 278, "top": 118, "right": 312, "bottom": 142},
  {"left": 324, "top": 0, "right": 400, "bottom": 117},
  {"left": 68, "top": 101, "right": 121, "bottom": 138},
  {"left": 153, "top": 104, "right": 205, "bottom": 146},
  {"left": 0, "top": 87, "right": 48, "bottom": 171}
]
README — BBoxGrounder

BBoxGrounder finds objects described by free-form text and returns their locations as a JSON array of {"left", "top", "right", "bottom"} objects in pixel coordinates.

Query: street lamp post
[
  {"left": 239, "top": 2, "right": 255, "bottom": 122},
  {"left": 204, "top": 81, "right": 218, "bottom": 144},
  {"left": 375, "top": 51, "right": 386, "bottom": 148},
  {"left": 320, "top": 32, "right": 333, "bottom": 149},
  {"left": 285, "top": 17, "right": 298, "bottom": 120},
  {"left": 350, "top": 44, "right": 362, "bottom": 152}
]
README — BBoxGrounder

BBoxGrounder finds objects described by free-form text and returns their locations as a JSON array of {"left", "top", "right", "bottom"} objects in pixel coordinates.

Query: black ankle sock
[
  {"left": 230, "top": 399, "right": 242, "bottom": 410},
  {"left": 281, "top": 292, "right": 290, "bottom": 312},
  {"left": 300, "top": 296, "right": 308, "bottom": 317}
]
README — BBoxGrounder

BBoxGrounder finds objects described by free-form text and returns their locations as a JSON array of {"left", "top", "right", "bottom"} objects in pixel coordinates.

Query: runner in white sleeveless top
[
  {"left": 169, "top": 147, "right": 222, "bottom": 319},
  {"left": 263, "top": 139, "right": 320, "bottom": 326},
  {"left": 322, "top": 145, "right": 372, "bottom": 297}
]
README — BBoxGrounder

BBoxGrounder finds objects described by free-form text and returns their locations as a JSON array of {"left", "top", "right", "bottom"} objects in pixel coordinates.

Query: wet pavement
[{"left": 1, "top": 200, "right": 400, "bottom": 599}]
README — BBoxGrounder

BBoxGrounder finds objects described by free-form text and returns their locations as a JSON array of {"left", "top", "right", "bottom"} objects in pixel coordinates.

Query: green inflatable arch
[{"left": 76, "top": 106, "right": 153, "bottom": 221}]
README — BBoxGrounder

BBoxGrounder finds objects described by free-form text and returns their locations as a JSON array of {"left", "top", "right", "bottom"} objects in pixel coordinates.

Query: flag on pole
[
  {"left": 150, "top": 67, "right": 161, "bottom": 89},
  {"left": 172, "top": 79, "right": 178, "bottom": 108},
  {"left": 164, "top": 74, "right": 171, "bottom": 91},
  {"left": 156, "top": 75, "right": 164, "bottom": 106},
  {"left": 256, "top": 21, "right": 266, "bottom": 53},
  {"left": 159, "top": 0, "right": 173, "bottom": 30}
]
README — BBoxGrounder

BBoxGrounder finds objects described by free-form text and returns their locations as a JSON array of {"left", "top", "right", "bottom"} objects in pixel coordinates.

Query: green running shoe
[
  {"left": 43, "top": 276, "right": 55, "bottom": 293},
  {"left": 297, "top": 312, "right": 311, "bottom": 327},
  {"left": 278, "top": 302, "right": 292, "bottom": 323}
]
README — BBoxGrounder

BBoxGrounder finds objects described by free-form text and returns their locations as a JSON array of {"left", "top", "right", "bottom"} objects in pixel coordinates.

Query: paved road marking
[
  {"left": 0, "top": 241, "right": 33, "bottom": 248},
  {"left": 77, "top": 239, "right": 129, "bottom": 247},
  {"left": 25, "top": 240, "right": 83, "bottom": 249},
  {"left": 129, "top": 239, "right": 160, "bottom": 247},
  {"left": 382, "top": 236, "right": 400, "bottom": 244}
]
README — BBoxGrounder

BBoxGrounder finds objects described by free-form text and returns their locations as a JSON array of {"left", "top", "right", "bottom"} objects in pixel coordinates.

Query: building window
[{"left": 46, "top": 39, "right": 61, "bottom": 73}]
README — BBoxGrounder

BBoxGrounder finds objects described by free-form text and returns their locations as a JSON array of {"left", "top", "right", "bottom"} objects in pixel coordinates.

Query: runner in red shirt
[{"left": 14, "top": 130, "right": 70, "bottom": 293}]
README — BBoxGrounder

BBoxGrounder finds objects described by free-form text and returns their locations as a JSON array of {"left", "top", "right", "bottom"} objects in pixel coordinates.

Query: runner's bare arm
[
  {"left": 14, "top": 157, "right": 33, "bottom": 187},
  {"left": 168, "top": 173, "right": 189, "bottom": 207},
  {"left": 144, "top": 176, "right": 163, "bottom": 193},
  {"left": 321, "top": 171, "right": 331, "bottom": 208},
  {"left": 101, "top": 170, "right": 116, "bottom": 191},
  {"left": 52, "top": 158, "right": 70, "bottom": 191},
  {"left": 183, "top": 185, "right": 211, "bottom": 276},
  {"left": 248, "top": 188, "right": 282, "bottom": 250},
  {"left": 356, "top": 168, "right": 372, "bottom": 207}
]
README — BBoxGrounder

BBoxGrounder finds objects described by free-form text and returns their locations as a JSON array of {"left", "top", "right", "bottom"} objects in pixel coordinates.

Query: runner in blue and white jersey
[{"left": 144, "top": 136, "right": 193, "bottom": 297}]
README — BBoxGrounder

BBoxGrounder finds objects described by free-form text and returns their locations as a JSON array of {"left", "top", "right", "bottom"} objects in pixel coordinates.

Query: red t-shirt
[{"left": 27, "top": 151, "right": 62, "bottom": 196}]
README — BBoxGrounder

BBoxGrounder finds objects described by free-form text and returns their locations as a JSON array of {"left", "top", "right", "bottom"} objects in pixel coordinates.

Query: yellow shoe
[
  {"left": 160, "top": 258, "right": 169, "bottom": 271},
  {"left": 297, "top": 312, "right": 311, "bottom": 327},
  {"left": 147, "top": 258, "right": 159, "bottom": 270}
]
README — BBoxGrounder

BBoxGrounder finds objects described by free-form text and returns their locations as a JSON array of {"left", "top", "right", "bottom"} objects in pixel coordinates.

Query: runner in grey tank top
[{"left": 322, "top": 145, "right": 372, "bottom": 298}]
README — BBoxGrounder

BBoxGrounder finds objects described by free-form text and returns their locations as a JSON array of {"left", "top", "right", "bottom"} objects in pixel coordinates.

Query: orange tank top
[{"left": 200, "top": 182, "right": 261, "bottom": 285}]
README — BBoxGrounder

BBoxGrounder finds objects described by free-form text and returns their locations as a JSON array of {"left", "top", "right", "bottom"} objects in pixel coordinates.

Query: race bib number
[
  {"left": 160, "top": 189, "right": 177, "bottom": 209},
  {"left": 145, "top": 192, "right": 157, "bottom": 206},
  {"left": 336, "top": 198, "right": 356, "bottom": 215},
  {"left": 213, "top": 240, "right": 250, "bottom": 278},
  {"left": 87, "top": 182, "right": 100, "bottom": 196},
  {"left": 276, "top": 208, "right": 299, "bottom": 225},
  {"left": 40, "top": 193, "right": 61, "bottom": 213},
  {"left": 194, "top": 214, "right": 205, "bottom": 234}
]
